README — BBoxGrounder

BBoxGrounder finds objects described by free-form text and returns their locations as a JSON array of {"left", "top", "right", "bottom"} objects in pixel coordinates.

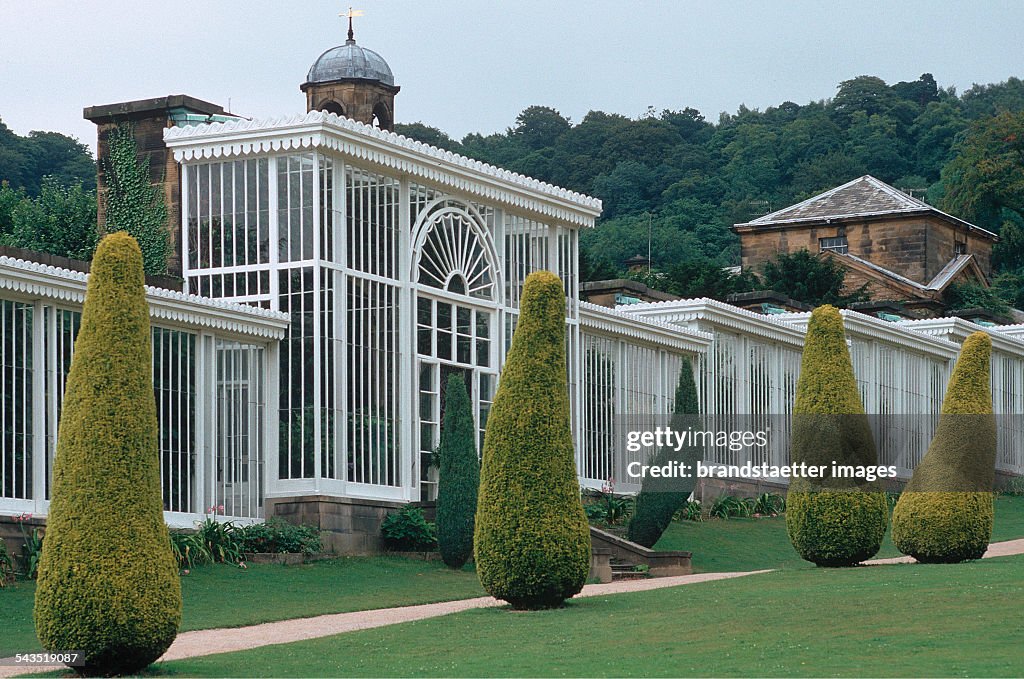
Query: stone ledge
[{"left": 589, "top": 526, "right": 692, "bottom": 577}]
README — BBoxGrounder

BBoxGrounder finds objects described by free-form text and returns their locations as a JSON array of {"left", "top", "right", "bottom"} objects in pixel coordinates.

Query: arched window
[
  {"left": 320, "top": 101, "right": 345, "bottom": 117},
  {"left": 372, "top": 102, "right": 392, "bottom": 131},
  {"left": 416, "top": 209, "right": 495, "bottom": 301}
]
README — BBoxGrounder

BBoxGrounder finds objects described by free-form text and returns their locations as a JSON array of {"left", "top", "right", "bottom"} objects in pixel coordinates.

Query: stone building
[{"left": 733, "top": 175, "right": 999, "bottom": 316}]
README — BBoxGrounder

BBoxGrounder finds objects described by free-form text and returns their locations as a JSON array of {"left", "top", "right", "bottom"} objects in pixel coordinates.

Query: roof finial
[{"left": 340, "top": 6, "right": 364, "bottom": 43}]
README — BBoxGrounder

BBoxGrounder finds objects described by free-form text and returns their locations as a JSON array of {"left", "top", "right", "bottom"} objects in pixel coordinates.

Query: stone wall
[{"left": 266, "top": 495, "right": 405, "bottom": 555}]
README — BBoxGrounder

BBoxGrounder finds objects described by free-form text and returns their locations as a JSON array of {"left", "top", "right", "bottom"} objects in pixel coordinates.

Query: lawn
[
  {"left": 655, "top": 494, "right": 1024, "bottom": 572},
  {"left": 0, "top": 556, "right": 483, "bottom": 658},
  {"left": 159, "top": 554, "right": 1024, "bottom": 677}
]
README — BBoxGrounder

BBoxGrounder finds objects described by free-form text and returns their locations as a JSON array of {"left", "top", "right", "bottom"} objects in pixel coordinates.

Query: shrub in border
[
  {"left": 34, "top": 233, "right": 181, "bottom": 675},
  {"left": 628, "top": 357, "right": 701, "bottom": 547},
  {"left": 436, "top": 375, "right": 480, "bottom": 569},
  {"left": 474, "top": 271, "right": 590, "bottom": 609},
  {"left": 785, "top": 305, "right": 888, "bottom": 567},
  {"left": 892, "top": 331, "right": 996, "bottom": 563}
]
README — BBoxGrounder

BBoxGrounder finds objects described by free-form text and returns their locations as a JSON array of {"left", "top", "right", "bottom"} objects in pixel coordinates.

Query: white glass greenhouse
[
  {"left": 4, "top": 110, "right": 1024, "bottom": 533},
  {"left": 163, "top": 111, "right": 709, "bottom": 508}
]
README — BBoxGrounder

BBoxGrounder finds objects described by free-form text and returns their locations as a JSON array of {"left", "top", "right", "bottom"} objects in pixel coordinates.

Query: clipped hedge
[
  {"left": 628, "top": 357, "right": 700, "bottom": 547},
  {"left": 436, "top": 375, "right": 480, "bottom": 569},
  {"left": 34, "top": 233, "right": 181, "bottom": 675},
  {"left": 892, "top": 331, "right": 997, "bottom": 563},
  {"left": 474, "top": 271, "right": 590, "bottom": 609},
  {"left": 786, "top": 305, "right": 888, "bottom": 567}
]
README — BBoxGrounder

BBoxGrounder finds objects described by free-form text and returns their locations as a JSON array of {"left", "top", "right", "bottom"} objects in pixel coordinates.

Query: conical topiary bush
[
  {"left": 436, "top": 374, "right": 480, "bottom": 569},
  {"left": 627, "top": 357, "right": 701, "bottom": 548},
  {"left": 34, "top": 232, "right": 181, "bottom": 675},
  {"left": 892, "top": 331, "right": 996, "bottom": 563},
  {"left": 786, "top": 305, "right": 889, "bottom": 567},
  {"left": 474, "top": 270, "right": 590, "bottom": 609}
]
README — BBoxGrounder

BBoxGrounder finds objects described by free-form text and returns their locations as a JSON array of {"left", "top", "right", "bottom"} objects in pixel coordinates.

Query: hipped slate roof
[{"left": 734, "top": 175, "right": 997, "bottom": 240}]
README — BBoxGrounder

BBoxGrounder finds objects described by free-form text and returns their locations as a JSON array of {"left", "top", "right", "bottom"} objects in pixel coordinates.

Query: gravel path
[{"left": 4, "top": 538, "right": 1023, "bottom": 676}]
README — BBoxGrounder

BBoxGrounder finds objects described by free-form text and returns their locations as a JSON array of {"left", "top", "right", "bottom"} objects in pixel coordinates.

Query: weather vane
[{"left": 341, "top": 7, "right": 364, "bottom": 42}]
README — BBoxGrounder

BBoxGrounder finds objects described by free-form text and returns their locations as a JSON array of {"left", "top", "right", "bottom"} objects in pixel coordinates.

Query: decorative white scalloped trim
[
  {"left": 0, "top": 256, "right": 289, "bottom": 340},
  {"left": 164, "top": 111, "right": 601, "bottom": 227},
  {"left": 777, "top": 309, "right": 960, "bottom": 356},
  {"left": 900, "top": 317, "right": 1024, "bottom": 354},
  {"left": 621, "top": 297, "right": 807, "bottom": 345},
  {"left": 580, "top": 301, "right": 712, "bottom": 352}
]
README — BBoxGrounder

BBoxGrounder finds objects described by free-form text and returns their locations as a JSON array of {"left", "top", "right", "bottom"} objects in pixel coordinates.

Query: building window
[
  {"left": 819, "top": 236, "right": 848, "bottom": 254},
  {"left": 955, "top": 242, "right": 967, "bottom": 256}
]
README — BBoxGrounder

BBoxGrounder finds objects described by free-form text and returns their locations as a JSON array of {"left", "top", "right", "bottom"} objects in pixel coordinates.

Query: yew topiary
[
  {"left": 627, "top": 357, "right": 700, "bottom": 548},
  {"left": 34, "top": 232, "right": 181, "bottom": 675},
  {"left": 436, "top": 374, "right": 480, "bottom": 569},
  {"left": 786, "top": 305, "right": 888, "bottom": 567},
  {"left": 892, "top": 331, "right": 996, "bottom": 563},
  {"left": 474, "top": 270, "right": 590, "bottom": 609}
]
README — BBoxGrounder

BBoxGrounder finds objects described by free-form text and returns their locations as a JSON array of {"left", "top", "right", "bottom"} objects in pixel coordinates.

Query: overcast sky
[{"left": 2, "top": 1, "right": 1024, "bottom": 153}]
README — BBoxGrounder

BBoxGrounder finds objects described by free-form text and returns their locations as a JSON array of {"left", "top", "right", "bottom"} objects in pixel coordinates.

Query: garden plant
[
  {"left": 33, "top": 232, "right": 182, "bottom": 675},
  {"left": 474, "top": 270, "right": 590, "bottom": 609},
  {"left": 436, "top": 375, "right": 480, "bottom": 569},
  {"left": 786, "top": 305, "right": 889, "bottom": 566},
  {"left": 628, "top": 357, "right": 702, "bottom": 547},
  {"left": 892, "top": 331, "right": 997, "bottom": 562}
]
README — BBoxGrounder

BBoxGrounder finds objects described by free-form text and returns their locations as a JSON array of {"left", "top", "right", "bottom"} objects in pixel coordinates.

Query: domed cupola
[{"left": 300, "top": 10, "right": 400, "bottom": 130}]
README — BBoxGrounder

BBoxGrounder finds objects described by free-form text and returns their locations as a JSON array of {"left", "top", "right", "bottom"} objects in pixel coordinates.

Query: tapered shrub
[
  {"left": 474, "top": 270, "right": 590, "bottom": 609},
  {"left": 627, "top": 357, "right": 701, "bottom": 547},
  {"left": 892, "top": 331, "right": 996, "bottom": 563},
  {"left": 34, "top": 233, "right": 181, "bottom": 675},
  {"left": 786, "top": 305, "right": 888, "bottom": 567},
  {"left": 436, "top": 375, "right": 480, "bottom": 568}
]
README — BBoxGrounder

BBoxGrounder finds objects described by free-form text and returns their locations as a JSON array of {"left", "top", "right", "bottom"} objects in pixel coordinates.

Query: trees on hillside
[
  {"left": 0, "top": 178, "right": 98, "bottom": 260},
  {"left": 393, "top": 74, "right": 1024, "bottom": 295}
]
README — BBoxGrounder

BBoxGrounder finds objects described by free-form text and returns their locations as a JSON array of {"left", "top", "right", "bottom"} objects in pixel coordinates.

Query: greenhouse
[{"left": 3, "top": 111, "right": 1024, "bottom": 542}]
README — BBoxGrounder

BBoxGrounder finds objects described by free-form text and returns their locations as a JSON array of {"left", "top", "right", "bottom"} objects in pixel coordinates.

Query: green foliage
[
  {"left": 474, "top": 271, "right": 590, "bottom": 609},
  {"left": 436, "top": 375, "right": 480, "bottom": 569},
  {"left": 380, "top": 506, "right": 437, "bottom": 552},
  {"left": 0, "top": 538, "right": 13, "bottom": 587},
  {"left": 761, "top": 249, "right": 869, "bottom": 307},
  {"left": 583, "top": 482, "right": 635, "bottom": 526},
  {"left": 197, "top": 518, "right": 246, "bottom": 566},
  {"left": 170, "top": 531, "right": 213, "bottom": 571},
  {"left": 0, "top": 117, "right": 96, "bottom": 195},
  {"left": 674, "top": 499, "right": 703, "bottom": 522},
  {"left": 752, "top": 492, "right": 786, "bottom": 516},
  {"left": 893, "top": 332, "right": 997, "bottom": 563},
  {"left": 941, "top": 110, "right": 1024, "bottom": 232},
  {"left": 33, "top": 233, "right": 181, "bottom": 675},
  {"left": 103, "top": 125, "right": 171, "bottom": 275},
  {"left": 943, "top": 281, "right": 1011, "bottom": 313},
  {"left": 709, "top": 495, "right": 755, "bottom": 519},
  {"left": 628, "top": 358, "right": 701, "bottom": 547},
  {"left": 19, "top": 524, "right": 43, "bottom": 580},
  {"left": 0, "top": 177, "right": 98, "bottom": 260},
  {"left": 626, "top": 261, "right": 759, "bottom": 300},
  {"left": 236, "top": 518, "right": 322, "bottom": 556},
  {"left": 392, "top": 74, "right": 1024, "bottom": 288},
  {"left": 786, "top": 305, "right": 888, "bottom": 566}
]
